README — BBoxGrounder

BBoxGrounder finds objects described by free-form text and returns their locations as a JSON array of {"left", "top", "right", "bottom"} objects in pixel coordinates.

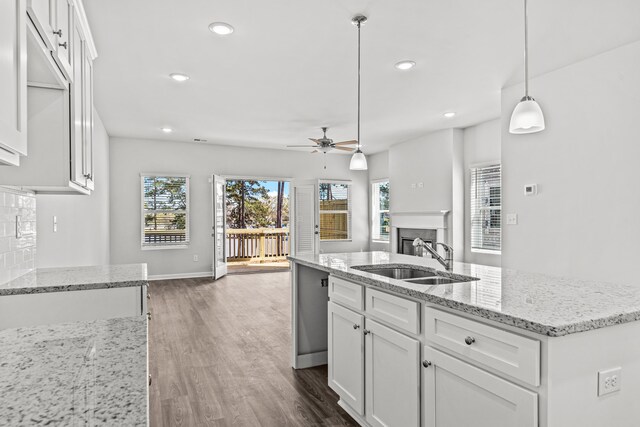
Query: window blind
[
  {"left": 470, "top": 165, "right": 501, "bottom": 251},
  {"left": 319, "top": 182, "right": 351, "bottom": 241},
  {"left": 142, "top": 175, "right": 189, "bottom": 246}
]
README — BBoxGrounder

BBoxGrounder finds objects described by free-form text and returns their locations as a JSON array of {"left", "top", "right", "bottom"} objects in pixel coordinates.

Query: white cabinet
[
  {"left": 423, "top": 347, "right": 538, "bottom": 427},
  {"left": 328, "top": 301, "right": 364, "bottom": 415},
  {"left": 0, "top": 285, "right": 148, "bottom": 330},
  {"left": 27, "top": 0, "right": 73, "bottom": 80},
  {"left": 27, "top": 0, "right": 56, "bottom": 49},
  {"left": 1, "top": 10, "right": 95, "bottom": 194},
  {"left": 0, "top": 0, "right": 27, "bottom": 166},
  {"left": 328, "top": 277, "right": 420, "bottom": 427},
  {"left": 366, "top": 319, "right": 420, "bottom": 427}
]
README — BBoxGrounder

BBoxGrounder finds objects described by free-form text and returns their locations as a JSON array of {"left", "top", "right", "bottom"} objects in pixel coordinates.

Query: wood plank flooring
[{"left": 148, "top": 272, "right": 358, "bottom": 426}]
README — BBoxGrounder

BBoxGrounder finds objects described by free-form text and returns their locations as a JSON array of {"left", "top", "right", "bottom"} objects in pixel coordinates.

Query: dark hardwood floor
[{"left": 148, "top": 272, "right": 358, "bottom": 426}]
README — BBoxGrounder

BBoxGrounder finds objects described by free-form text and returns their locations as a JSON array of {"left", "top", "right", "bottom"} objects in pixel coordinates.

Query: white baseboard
[
  {"left": 295, "top": 351, "right": 328, "bottom": 369},
  {"left": 148, "top": 271, "right": 212, "bottom": 281}
]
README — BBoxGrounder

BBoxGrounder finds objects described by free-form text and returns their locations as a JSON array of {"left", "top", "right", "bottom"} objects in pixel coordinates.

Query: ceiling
[{"left": 84, "top": 0, "right": 640, "bottom": 154}]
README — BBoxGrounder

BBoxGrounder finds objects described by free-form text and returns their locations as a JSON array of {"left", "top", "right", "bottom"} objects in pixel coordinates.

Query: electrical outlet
[
  {"left": 53, "top": 216, "right": 58, "bottom": 233},
  {"left": 506, "top": 213, "right": 518, "bottom": 225},
  {"left": 598, "top": 367, "right": 622, "bottom": 396},
  {"left": 193, "top": 255, "right": 199, "bottom": 262}
]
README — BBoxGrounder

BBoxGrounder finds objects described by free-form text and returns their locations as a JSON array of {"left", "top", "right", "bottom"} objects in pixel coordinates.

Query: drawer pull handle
[
  {"left": 353, "top": 324, "right": 360, "bottom": 329},
  {"left": 363, "top": 329, "right": 370, "bottom": 335},
  {"left": 465, "top": 336, "right": 476, "bottom": 345},
  {"left": 422, "top": 360, "right": 432, "bottom": 368},
  {"left": 149, "top": 375, "right": 152, "bottom": 386}
]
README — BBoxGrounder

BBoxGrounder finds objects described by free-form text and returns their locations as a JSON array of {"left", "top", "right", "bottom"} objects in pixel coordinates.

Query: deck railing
[{"left": 226, "top": 228, "right": 290, "bottom": 261}]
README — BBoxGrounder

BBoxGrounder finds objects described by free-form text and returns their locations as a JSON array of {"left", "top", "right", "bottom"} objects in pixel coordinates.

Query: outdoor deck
[{"left": 226, "top": 228, "right": 290, "bottom": 272}]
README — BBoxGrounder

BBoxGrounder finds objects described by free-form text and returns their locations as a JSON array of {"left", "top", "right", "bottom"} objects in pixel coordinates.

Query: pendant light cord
[
  {"left": 524, "top": 0, "right": 529, "bottom": 97},
  {"left": 357, "top": 20, "right": 362, "bottom": 151}
]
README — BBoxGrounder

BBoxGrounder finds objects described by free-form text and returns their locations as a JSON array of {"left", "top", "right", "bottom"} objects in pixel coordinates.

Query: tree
[{"left": 225, "top": 180, "right": 270, "bottom": 229}]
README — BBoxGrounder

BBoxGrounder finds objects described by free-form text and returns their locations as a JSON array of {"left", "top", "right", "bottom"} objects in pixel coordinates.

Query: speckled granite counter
[
  {"left": 0, "top": 264, "right": 148, "bottom": 296},
  {"left": 0, "top": 316, "right": 148, "bottom": 426},
  {"left": 289, "top": 251, "right": 640, "bottom": 337}
]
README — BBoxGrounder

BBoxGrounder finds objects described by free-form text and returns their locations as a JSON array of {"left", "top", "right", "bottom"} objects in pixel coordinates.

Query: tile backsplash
[{"left": 0, "top": 186, "right": 36, "bottom": 285}]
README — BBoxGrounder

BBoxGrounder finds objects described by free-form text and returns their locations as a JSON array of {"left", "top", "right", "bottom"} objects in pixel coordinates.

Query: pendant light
[
  {"left": 350, "top": 15, "right": 368, "bottom": 170},
  {"left": 509, "top": 0, "right": 545, "bottom": 134}
]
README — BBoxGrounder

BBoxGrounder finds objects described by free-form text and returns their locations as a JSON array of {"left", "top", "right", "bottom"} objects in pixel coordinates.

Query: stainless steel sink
[
  {"left": 404, "top": 277, "right": 460, "bottom": 285},
  {"left": 359, "top": 267, "right": 439, "bottom": 280}
]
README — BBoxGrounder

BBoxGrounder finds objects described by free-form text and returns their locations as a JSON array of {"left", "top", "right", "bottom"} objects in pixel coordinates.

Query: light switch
[
  {"left": 417, "top": 182, "right": 424, "bottom": 188},
  {"left": 506, "top": 213, "right": 518, "bottom": 225},
  {"left": 410, "top": 183, "right": 416, "bottom": 189}
]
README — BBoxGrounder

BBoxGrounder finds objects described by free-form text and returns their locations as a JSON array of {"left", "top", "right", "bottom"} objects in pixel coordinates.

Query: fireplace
[{"left": 397, "top": 228, "right": 437, "bottom": 257}]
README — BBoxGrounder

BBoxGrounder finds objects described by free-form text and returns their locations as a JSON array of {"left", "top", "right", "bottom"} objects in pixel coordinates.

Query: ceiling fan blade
[
  {"left": 309, "top": 138, "right": 322, "bottom": 144},
  {"left": 334, "top": 146, "right": 355, "bottom": 152},
  {"left": 333, "top": 140, "right": 358, "bottom": 146},
  {"left": 287, "top": 145, "right": 319, "bottom": 148}
]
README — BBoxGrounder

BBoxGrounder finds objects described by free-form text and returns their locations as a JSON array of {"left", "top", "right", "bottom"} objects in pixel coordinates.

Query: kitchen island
[
  {"left": 290, "top": 251, "right": 640, "bottom": 427},
  {"left": 0, "top": 316, "right": 148, "bottom": 426}
]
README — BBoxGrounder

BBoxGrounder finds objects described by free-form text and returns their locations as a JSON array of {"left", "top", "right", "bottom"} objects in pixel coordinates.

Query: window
[
  {"left": 470, "top": 165, "right": 501, "bottom": 252},
  {"left": 372, "top": 180, "right": 390, "bottom": 241},
  {"left": 141, "top": 175, "right": 189, "bottom": 247},
  {"left": 319, "top": 182, "right": 351, "bottom": 241}
]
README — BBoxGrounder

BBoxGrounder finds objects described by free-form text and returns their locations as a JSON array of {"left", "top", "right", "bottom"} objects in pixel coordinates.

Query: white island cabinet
[{"left": 291, "top": 251, "right": 640, "bottom": 427}]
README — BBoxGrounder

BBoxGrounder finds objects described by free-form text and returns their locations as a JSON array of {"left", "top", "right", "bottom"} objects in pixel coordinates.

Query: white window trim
[
  {"left": 140, "top": 174, "right": 190, "bottom": 249},
  {"left": 469, "top": 163, "right": 501, "bottom": 254},
  {"left": 371, "top": 179, "right": 390, "bottom": 242},
  {"left": 318, "top": 180, "right": 352, "bottom": 242}
]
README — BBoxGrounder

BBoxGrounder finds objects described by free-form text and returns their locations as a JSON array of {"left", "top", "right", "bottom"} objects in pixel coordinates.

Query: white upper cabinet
[
  {"left": 27, "top": 0, "right": 56, "bottom": 50},
  {"left": 0, "top": 0, "right": 27, "bottom": 166},
  {"left": 53, "top": 0, "right": 73, "bottom": 79}
]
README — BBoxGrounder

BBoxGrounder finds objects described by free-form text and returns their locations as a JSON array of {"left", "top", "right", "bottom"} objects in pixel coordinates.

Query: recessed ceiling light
[
  {"left": 209, "top": 22, "right": 234, "bottom": 36},
  {"left": 161, "top": 127, "right": 173, "bottom": 133},
  {"left": 443, "top": 112, "right": 456, "bottom": 118},
  {"left": 169, "top": 73, "right": 190, "bottom": 82},
  {"left": 394, "top": 60, "right": 416, "bottom": 70}
]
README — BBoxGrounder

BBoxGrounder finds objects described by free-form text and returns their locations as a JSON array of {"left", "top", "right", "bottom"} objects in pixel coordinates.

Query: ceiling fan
[{"left": 287, "top": 127, "right": 358, "bottom": 154}]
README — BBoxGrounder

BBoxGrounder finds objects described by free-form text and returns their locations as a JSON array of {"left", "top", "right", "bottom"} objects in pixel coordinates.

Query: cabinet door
[
  {"left": 54, "top": 0, "right": 72, "bottom": 78},
  {"left": 365, "top": 319, "right": 420, "bottom": 427},
  {"left": 423, "top": 347, "right": 538, "bottom": 427},
  {"left": 82, "top": 42, "right": 94, "bottom": 190},
  {"left": 0, "top": 0, "right": 27, "bottom": 161},
  {"left": 70, "top": 16, "right": 86, "bottom": 187},
  {"left": 27, "top": 0, "right": 56, "bottom": 49},
  {"left": 328, "top": 301, "right": 364, "bottom": 415}
]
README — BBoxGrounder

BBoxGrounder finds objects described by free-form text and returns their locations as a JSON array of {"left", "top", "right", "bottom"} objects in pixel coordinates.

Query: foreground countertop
[
  {"left": 0, "top": 316, "right": 147, "bottom": 425},
  {"left": 289, "top": 251, "right": 640, "bottom": 337},
  {"left": 0, "top": 264, "right": 148, "bottom": 296}
]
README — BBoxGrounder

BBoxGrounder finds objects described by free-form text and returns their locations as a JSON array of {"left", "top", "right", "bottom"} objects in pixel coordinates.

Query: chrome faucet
[{"left": 412, "top": 238, "right": 454, "bottom": 270}]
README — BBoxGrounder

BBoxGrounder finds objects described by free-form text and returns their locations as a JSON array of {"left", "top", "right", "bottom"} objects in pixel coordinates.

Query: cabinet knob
[
  {"left": 422, "top": 360, "right": 432, "bottom": 368},
  {"left": 53, "top": 29, "right": 63, "bottom": 36},
  {"left": 147, "top": 311, "right": 152, "bottom": 320},
  {"left": 147, "top": 292, "right": 151, "bottom": 299},
  {"left": 464, "top": 336, "right": 476, "bottom": 345},
  {"left": 148, "top": 375, "right": 152, "bottom": 386},
  {"left": 353, "top": 324, "right": 360, "bottom": 330},
  {"left": 59, "top": 41, "right": 68, "bottom": 49},
  {"left": 84, "top": 173, "right": 93, "bottom": 180},
  {"left": 363, "top": 329, "right": 370, "bottom": 335}
]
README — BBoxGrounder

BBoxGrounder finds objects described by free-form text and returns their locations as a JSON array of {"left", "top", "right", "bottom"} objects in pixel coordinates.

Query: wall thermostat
[{"left": 524, "top": 184, "right": 538, "bottom": 196}]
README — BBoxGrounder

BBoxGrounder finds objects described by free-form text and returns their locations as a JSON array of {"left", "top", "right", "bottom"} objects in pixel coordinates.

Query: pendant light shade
[
  {"left": 350, "top": 15, "right": 368, "bottom": 171},
  {"left": 509, "top": 0, "right": 545, "bottom": 135},
  {"left": 509, "top": 96, "right": 545, "bottom": 134},
  {"left": 349, "top": 150, "right": 367, "bottom": 170}
]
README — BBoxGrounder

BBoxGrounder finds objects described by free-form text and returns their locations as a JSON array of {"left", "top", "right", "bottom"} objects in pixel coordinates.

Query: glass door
[{"left": 212, "top": 175, "right": 227, "bottom": 279}]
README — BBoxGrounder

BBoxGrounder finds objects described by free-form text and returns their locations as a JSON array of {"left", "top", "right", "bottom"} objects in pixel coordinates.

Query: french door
[{"left": 212, "top": 175, "right": 227, "bottom": 279}]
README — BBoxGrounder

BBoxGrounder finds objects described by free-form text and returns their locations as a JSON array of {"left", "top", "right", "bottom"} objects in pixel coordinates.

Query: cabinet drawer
[
  {"left": 425, "top": 307, "right": 540, "bottom": 386},
  {"left": 329, "top": 276, "right": 363, "bottom": 311},
  {"left": 366, "top": 288, "right": 420, "bottom": 334}
]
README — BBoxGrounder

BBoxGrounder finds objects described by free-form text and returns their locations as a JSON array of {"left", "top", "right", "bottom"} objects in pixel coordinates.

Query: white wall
[
  {"left": 501, "top": 40, "right": 640, "bottom": 283},
  {"left": 368, "top": 151, "right": 390, "bottom": 252},
  {"left": 36, "top": 110, "right": 110, "bottom": 267},
  {"left": 388, "top": 129, "right": 464, "bottom": 259},
  {"left": 109, "top": 138, "right": 370, "bottom": 277},
  {"left": 463, "top": 118, "right": 501, "bottom": 267}
]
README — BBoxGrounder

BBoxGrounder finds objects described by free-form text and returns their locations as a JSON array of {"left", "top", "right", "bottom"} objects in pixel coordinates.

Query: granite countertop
[
  {"left": 0, "top": 316, "right": 148, "bottom": 426},
  {"left": 0, "top": 264, "right": 148, "bottom": 296},
  {"left": 289, "top": 251, "right": 640, "bottom": 337}
]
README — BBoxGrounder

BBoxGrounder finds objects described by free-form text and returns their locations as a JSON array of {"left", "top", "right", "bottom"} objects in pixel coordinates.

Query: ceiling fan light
[
  {"left": 349, "top": 150, "right": 368, "bottom": 170},
  {"left": 509, "top": 97, "right": 545, "bottom": 134}
]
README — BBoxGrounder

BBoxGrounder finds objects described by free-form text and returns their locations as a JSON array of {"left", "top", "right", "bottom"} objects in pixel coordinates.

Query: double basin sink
[{"left": 351, "top": 265, "right": 479, "bottom": 285}]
